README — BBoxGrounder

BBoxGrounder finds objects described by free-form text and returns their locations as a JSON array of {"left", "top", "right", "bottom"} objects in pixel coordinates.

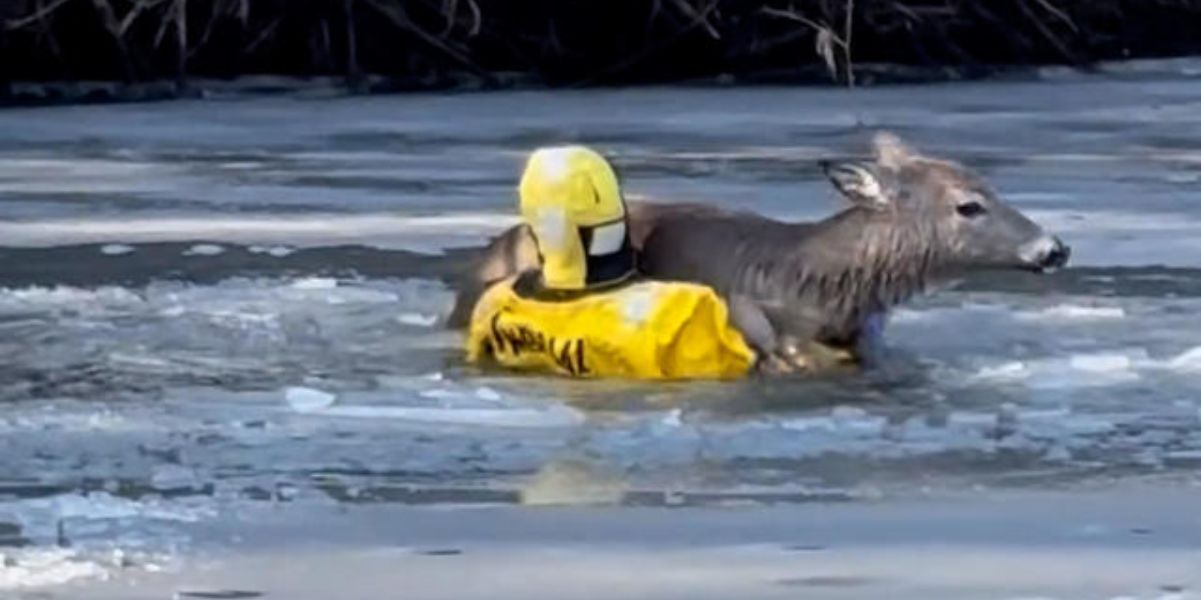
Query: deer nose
[
  {"left": 1020, "top": 235, "right": 1070, "bottom": 271},
  {"left": 1042, "top": 237, "right": 1071, "bottom": 269}
]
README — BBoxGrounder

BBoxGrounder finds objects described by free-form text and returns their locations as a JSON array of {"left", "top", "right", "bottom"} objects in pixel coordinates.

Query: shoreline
[
  {"left": 3, "top": 56, "right": 1200, "bottom": 109},
  {"left": 5, "top": 0, "right": 1201, "bottom": 106}
]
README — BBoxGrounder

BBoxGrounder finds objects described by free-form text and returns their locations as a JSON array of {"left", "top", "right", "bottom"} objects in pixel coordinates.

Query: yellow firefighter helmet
[{"left": 517, "top": 145, "right": 635, "bottom": 290}]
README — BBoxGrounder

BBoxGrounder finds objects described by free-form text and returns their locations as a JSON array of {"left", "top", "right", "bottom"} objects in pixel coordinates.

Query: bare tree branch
[
  {"left": 761, "top": 5, "right": 843, "bottom": 47},
  {"left": 761, "top": 3, "right": 854, "bottom": 85},
  {"left": 360, "top": 0, "right": 490, "bottom": 78},
  {"left": 90, "top": 0, "right": 136, "bottom": 80},
  {"left": 843, "top": 0, "right": 855, "bottom": 86},
  {"left": 1031, "top": 0, "right": 1079, "bottom": 33},
  {"left": 243, "top": 17, "right": 280, "bottom": 55},
  {"left": 6, "top": 0, "right": 73, "bottom": 30},
  {"left": 439, "top": 0, "right": 457, "bottom": 37},
  {"left": 1017, "top": 0, "right": 1080, "bottom": 63},
  {"left": 465, "top": 0, "right": 481, "bottom": 37},
  {"left": 345, "top": 0, "right": 361, "bottom": 84},
  {"left": 670, "top": 0, "right": 720, "bottom": 39},
  {"left": 174, "top": 0, "right": 187, "bottom": 85}
]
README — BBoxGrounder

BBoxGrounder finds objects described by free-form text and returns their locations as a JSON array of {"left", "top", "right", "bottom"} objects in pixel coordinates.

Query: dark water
[{"left": 1, "top": 60, "right": 1200, "bottom": 587}]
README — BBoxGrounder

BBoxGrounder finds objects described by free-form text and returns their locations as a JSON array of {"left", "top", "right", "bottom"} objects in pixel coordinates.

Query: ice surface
[{"left": 5, "top": 69, "right": 1201, "bottom": 595}]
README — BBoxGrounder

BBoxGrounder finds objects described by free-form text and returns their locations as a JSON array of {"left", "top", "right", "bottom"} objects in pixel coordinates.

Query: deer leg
[
  {"left": 727, "top": 294, "right": 778, "bottom": 356},
  {"left": 727, "top": 297, "right": 825, "bottom": 375}
]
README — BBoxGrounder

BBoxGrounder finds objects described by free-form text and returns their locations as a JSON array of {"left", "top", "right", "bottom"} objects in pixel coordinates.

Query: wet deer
[{"left": 450, "top": 132, "right": 1069, "bottom": 373}]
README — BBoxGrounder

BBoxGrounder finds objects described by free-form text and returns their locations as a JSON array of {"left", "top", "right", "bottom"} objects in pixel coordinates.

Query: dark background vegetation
[{"left": 2, "top": 0, "right": 1200, "bottom": 101}]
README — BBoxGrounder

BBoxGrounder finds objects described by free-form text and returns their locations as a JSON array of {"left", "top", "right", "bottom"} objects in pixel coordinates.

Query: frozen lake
[{"left": 1, "top": 60, "right": 1200, "bottom": 596}]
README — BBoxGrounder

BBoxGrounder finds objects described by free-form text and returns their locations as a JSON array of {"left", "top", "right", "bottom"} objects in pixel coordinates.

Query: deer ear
[
  {"left": 820, "top": 160, "right": 890, "bottom": 208},
  {"left": 871, "top": 131, "right": 915, "bottom": 169}
]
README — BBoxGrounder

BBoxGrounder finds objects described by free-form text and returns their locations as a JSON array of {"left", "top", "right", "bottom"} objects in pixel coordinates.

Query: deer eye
[{"left": 956, "top": 201, "right": 986, "bottom": 218}]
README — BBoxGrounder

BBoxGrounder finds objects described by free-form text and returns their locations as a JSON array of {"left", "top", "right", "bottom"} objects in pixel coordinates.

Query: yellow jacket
[{"left": 465, "top": 276, "right": 755, "bottom": 380}]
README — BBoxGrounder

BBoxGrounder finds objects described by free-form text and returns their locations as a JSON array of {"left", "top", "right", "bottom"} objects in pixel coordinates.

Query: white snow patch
[
  {"left": 1164, "top": 450, "right": 1201, "bottom": 462},
  {"left": 0, "top": 286, "right": 141, "bottom": 308},
  {"left": 99, "top": 244, "right": 135, "bottom": 256},
  {"left": 971, "top": 351, "right": 1146, "bottom": 388},
  {"left": 0, "top": 213, "right": 519, "bottom": 250},
  {"left": 290, "top": 277, "right": 338, "bottom": 290},
  {"left": 1070, "top": 353, "right": 1133, "bottom": 373},
  {"left": 0, "top": 548, "right": 109, "bottom": 590},
  {"left": 660, "top": 408, "right": 684, "bottom": 427},
  {"left": 398, "top": 313, "right": 438, "bottom": 327},
  {"left": 1165, "top": 172, "right": 1200, "bottom": 184},
  {"left": 975, "top": 361, "right": 1030, "bottom": 381},
  {"left": 1016, "top": 304, "right": 1126, "bottom": 321},
  {"left": 830, "top": 406, "right": 868, "bottom": 420},
  {"left": 285, "top": 387, "right": 338, "bottom": 413},
  {"left": 182, "top": 244, "right": 225, "bottom": 257},
  {"left": 1165, "top": 346, "right": 1201, "bottom": 372},
  {"left": 248, "top": 244, "right": 295, "bottom": 257},
  {"left": 314, "top": 405, "right": 584, "bottom": 428},
  {"left": 158, "top": 305, "right": 187, "bottom": 318},
  {"left": 474, "top": 387, "right": 502, "bottom": 402},
  {"left": 0, "top": 409, "right": 131, "bottom": 434}
]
